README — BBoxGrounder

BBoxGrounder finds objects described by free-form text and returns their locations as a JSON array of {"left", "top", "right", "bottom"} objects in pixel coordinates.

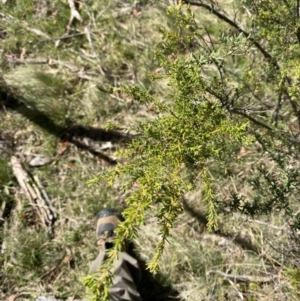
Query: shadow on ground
[
  {"left": 138, "top": 266, "right": 182, "bottom": 301},
  {"left": 1, "top": 80, "right": 180, "bottom": 301},
  {"left": 0, "top": 80, "right": 137, "bottom": 165},
  {"left": 129, "top": 245, "right": 182, "bottom": 301},
  {"left": 182, "top": 199, "right": 274, "bottom": 258}
]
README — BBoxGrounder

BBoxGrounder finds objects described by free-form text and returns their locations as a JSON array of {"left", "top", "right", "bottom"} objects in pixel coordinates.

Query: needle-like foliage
[{"left": 84, "top": 3, "right": 253, "bottom": 299}]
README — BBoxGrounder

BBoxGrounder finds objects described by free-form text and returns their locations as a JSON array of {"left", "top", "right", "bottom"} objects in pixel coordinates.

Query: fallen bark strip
[
  {"left": 11, "top": 156, "right": 36, "bottom": 201},
  {"left": 10, "top": 156, "right": 56, "bottom": 235},
  {"left": 207, "top": 270, "right": 275, "bottom": 283},
  {"left": 34, "top": 175, "right": 57, "bottom": 221}
]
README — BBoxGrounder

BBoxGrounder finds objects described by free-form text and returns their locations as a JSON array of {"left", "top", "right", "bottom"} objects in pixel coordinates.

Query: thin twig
[
  {"left": 83, "top": 0, "right": 105, "bottom": 75},
  {"left": 226, "top": 277, "right": 244, "bottom": 300},
  {"left": 182, "top": 0, "right": 276, "bottom": 66},
  {"left": 252, "top": 219, "right": 290, "bottom": 232},
  {"left": 231, "top": 108, "right": 273, "bottom": 131},
  {"left": 42, "top": 32, "right": 86, "bottom": 42},
  {"left": 207, "top": 270, "right": 275, "bottom": 283},
  {"left": 271, "top": 83, "right": 284, "bottom": 126},
  {"left": 54, "top": 0, "right": 82, "bottom": 47},
  {"left": 4, "top": 56, "right": 48, "bottom": 64},
  {"left": 4, "top": 55, "right": 79, "bottom": 72}
]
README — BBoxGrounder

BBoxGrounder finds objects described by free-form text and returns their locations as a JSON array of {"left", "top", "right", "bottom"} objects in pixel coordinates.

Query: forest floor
[{"left": 0, "top": 1, "right": 299, "bottom": 301}]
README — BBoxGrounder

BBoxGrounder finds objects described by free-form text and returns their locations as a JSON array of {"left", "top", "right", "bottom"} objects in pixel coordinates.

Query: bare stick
[
  {"left": 83, "top": 0, "right": 105, "bottom": 75},
  {"left": 10, "top": 156, "right": 56, "bottom": 235},
  {"left": 67, "top": 0, "right": 82, "bottom": 28},
  {"left": 207, "top": 270, "right": 274, "bottom": 283},
  {"left": 4, "top": 55, "right": 79, "bottom": 72},
  {"left": 226, "top": 277, "right": 244, "bottom": 300},
  {"left": 25, "top": 27, "right": 50, "bottom": 39},
  {"left": 33, "top": 175, "right": 57, "bottom": 221},
  {"left": 11, "top": 156, "right": 35, "bottom": 202},
  {"left": 54, "top": 0, "right": 83, "bottom": 47}
]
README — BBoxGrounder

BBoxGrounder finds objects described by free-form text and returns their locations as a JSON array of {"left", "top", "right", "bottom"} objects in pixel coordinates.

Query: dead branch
[
  {"left": 182, "top": 0, "right": 275, "bottom": 65},
  {"left": 33, "top": 175, "right": 57, "bottom": 221},
  {"left": 67, "top": 0, "right": 82, "bottom": 28},
  {"left": 70, "top": 137, "right": 118, "bottom": 166},
  {"left": 4, "top": 55, "right": 49, "bottom": 65},
  {"left": 10, "top": 156, "right": 56, "bottom": 235},
  {"left": 207, "top": 270, "right": 275, "bottom": 283},
  {"left": 226, "top": 277, "right": 244, "bottom": 300},
  {"left": 250, "top": 219, "right": 294, "bottom": 234},
  {"left": 40, "top": 250, "right": 67, "bottom": 280},
  {"left": 11, "top": 156, "right": 37, "bottom": 202},
  {"left": 25, "top": 27, "right": 50, "bottom": 39},
  {"left": 53, "top": 0, "right": 83, "bottom": 47},
  {"left": 82, "top": 0, "right": 105, "bottom": 75},
  {"left": 4, "top": 55, "right": 79, "bottom": 72}
]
